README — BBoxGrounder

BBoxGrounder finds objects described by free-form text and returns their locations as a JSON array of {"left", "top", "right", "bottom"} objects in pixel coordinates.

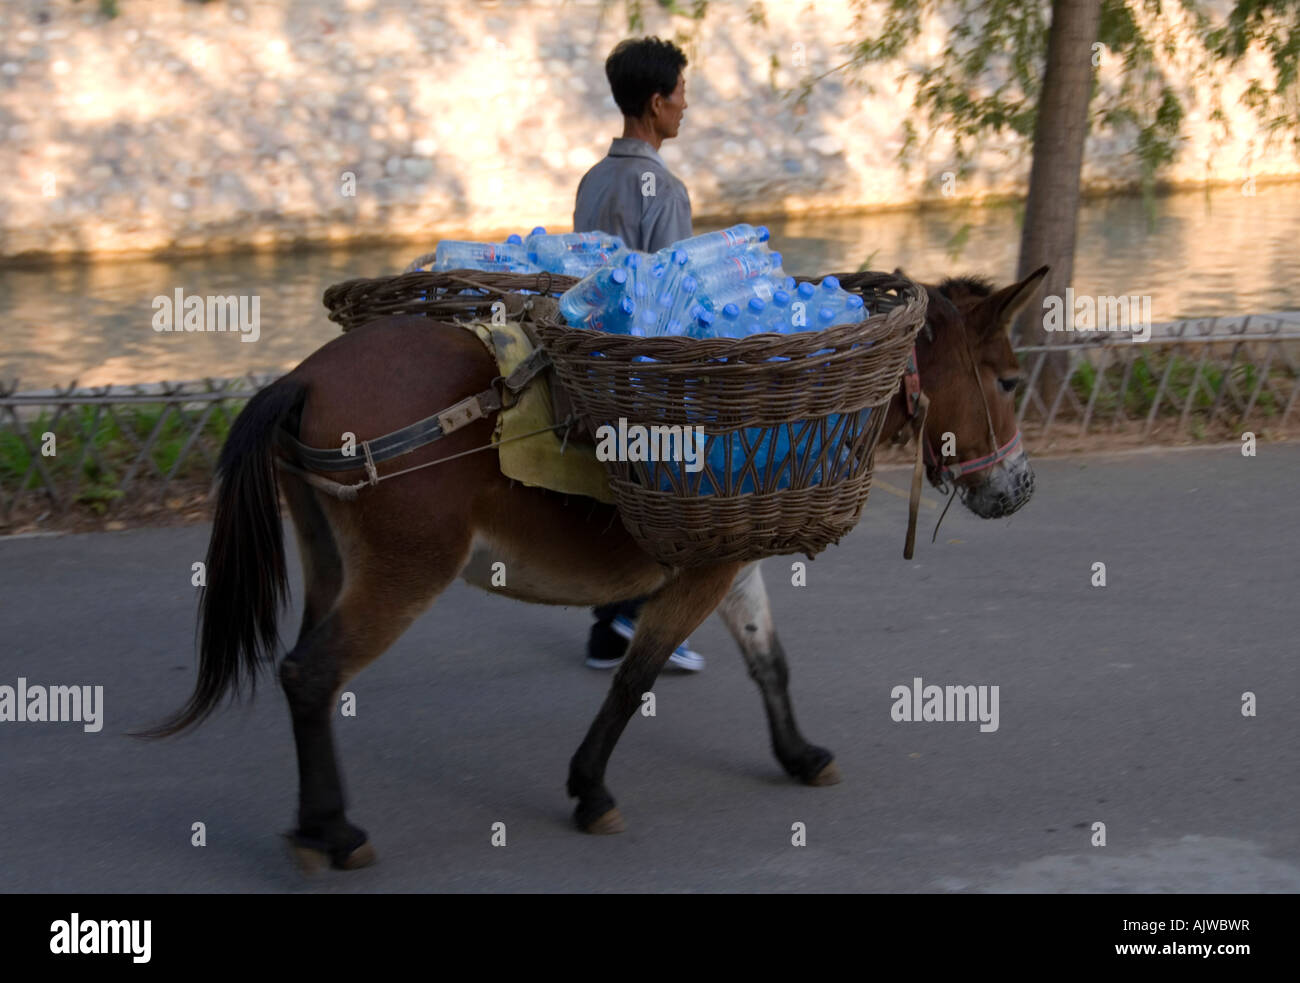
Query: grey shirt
[{"left": 573, "top": 138, "right": 692, "bottom": 253}]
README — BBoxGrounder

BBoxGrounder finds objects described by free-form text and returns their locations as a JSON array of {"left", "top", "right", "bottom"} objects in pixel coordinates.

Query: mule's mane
[{"left": 938, "top": 275, "right": 995, "bottom": 299}]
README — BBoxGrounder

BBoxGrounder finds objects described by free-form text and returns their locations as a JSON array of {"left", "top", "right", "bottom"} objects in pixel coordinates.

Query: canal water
[{"left": 2, "top": 181, "right": 1297, "bottom": 389}]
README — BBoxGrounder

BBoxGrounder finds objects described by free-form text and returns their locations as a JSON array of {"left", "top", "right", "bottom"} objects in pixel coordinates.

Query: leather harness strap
[{"left": 276, "top": 344, "right": 554, "bottom": 474}]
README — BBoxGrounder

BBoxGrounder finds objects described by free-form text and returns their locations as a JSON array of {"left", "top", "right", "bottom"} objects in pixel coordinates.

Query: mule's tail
[{"left": 137, "top": 377, "right": 307, "bottom": 738}]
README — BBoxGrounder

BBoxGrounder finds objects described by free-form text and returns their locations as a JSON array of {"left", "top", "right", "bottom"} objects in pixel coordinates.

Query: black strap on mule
[{"left": 273, "top": 345, "right": 556, "bottom": 500}]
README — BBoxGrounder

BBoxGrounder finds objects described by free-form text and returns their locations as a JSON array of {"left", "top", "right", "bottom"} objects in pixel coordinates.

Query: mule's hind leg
[
  {"left": 568, "top": 561, "right": 743, "bottom": 833},
  {"left": 716, "top": 562, "right": 839, "bottom": 786},
  {"left": 280, "top": 494, "right": 472, "bottom": 871},
  {"left": 281, "top": 475, "right": 343, "bottom": 645}
]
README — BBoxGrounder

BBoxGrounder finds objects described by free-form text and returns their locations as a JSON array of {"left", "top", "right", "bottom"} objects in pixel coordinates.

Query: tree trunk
[{"left": 1015, "top": 0, "right": 1103, "bottom": 408}]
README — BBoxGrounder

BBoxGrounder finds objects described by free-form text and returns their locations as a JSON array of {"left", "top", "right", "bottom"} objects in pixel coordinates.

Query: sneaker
[{"left": 584, "top": 615, "right": 706, "bottom": 672}]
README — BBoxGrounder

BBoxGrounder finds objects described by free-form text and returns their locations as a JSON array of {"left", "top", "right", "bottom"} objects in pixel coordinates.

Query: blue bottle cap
[
  {"left": 757, "top": 225, "right": 771, "bottom": 242},
  {"left": 527, "top": 252, "right": 539, "bottom": 264},
  {"left": 770, "top": 251, "right": 782, "bottom": 268},
  {"left": 681, "top": 275, "right": 697, "bottom": 294},
  {"left": 672, "top": 249, "right": 687, "bottom": 265},
  {"left": 722, "top": 303, "right": 740, "bottom": 318},
  {"left": 822, "top": 275, "right": 840, "bottom": 290},
  {"left": 747, "top": 297, "right": 767, "bottom": 314},
  {"left": 818, "top": 306, "right": 835, "bottom": 322},
  {"left": 782, "top": 276, "right": 796, "bottom": 290},
  {"left": 773, "top": 289, "right": 791, "bottom": 306},
  {"left": 797, "top": 281, "right": 816, "bottom": 299},
  {"left": 696, "top": 309, "right": 714, "bottom": 326},
  {"left": 506, "top": 234, "right": 523, "bottom": 245},
  {"left": 531, "top": 226, "right": 546, "bottom": 236},
  {"left": 847, "top": 294, "right": 864, "bottom": 309},
  {"left": 610, "top": 267, "right": 628, "bottom": 284},
  {"left": 620, "top": 297, "right": 635, "bottom": 314}
]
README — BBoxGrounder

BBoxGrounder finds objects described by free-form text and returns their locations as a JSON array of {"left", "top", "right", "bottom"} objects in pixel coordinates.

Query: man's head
[{"left": 606, "top": 37, "right": 687, "bottom": 143}]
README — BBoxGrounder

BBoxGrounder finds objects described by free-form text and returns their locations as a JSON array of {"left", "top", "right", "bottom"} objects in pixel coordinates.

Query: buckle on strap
[{"left": 437, "top": 394, "right": 488, "bottom": 435}]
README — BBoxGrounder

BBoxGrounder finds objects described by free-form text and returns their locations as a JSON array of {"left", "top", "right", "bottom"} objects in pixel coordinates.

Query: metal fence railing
[
  {"left": 1017, "top": 313, "right": 1300, "bottom": 438},
  {"left": 0, "top": 374, "right": 277, "bottom": 523},
  {"left": 2, "top": 316, "right": 1297, "bottom": 521}
]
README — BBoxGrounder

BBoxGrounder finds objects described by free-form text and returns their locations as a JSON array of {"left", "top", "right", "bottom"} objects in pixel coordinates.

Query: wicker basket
[
  {"left": 531, "top": 270, "right": 927, "bottom": 566},
  {"left": 323, "top": 269, "right": 579, "bottom": 331}
]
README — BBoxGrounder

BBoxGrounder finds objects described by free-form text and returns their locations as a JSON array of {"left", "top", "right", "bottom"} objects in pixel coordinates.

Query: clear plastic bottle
[
  {"left": 584, "top": 296, "right": 639, "bottom": 334},
  {"left": 766, "top": 288, "right": 793, "bottom": 333},
  {"left": 691, "top": 246, "right": 782, "bottom": 299},
  {"left": 836, "top": 293, "right": 867, "bottom": 326},
  {"left": 526, "top": 231, "right": 624, "bottom": 269},
  {"left": 672, "top": 224, "right": 771, "bottom": 265},
  {"left": 558, "top": 266, "right": 629, "bottom": 327},
  {"left": 659, "top": 274, "right": 699, "bottom": 334},
  {"left": 713, "top": 302, "right": 744, "bottom": 338},
  {"left": 434, "top": 240, "right": 532, "bottom": 270},
  {"left": 690, "top": 308, "right": 716, "bottom": 339},
  {"left": 557, "top": 248, "right": 623, "bottom": 277},
  {"left": 740, "top": 297, "right": 768, "bottom": 336}
]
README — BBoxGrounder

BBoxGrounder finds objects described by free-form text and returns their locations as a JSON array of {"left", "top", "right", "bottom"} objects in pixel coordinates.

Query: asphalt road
[{"left": 1, "top": 444, "right": 1297, "bottom": 893}]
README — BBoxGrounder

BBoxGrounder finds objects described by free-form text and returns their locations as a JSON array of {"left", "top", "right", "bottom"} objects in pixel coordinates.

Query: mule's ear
[{"left": 980, "top": 265, "right": 1050, "bottom": 337}]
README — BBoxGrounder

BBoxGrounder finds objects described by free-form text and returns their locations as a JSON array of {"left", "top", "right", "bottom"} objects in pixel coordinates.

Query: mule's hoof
[
  {"left": 335, "top": 840, "right": 377, "bottom": 870},
  {"left": 808, "top": 760, "right": 842, "bottom": 786},
  {"left": 287, "top": 837, "right": 330, "bottom": 875},
  {"left": 584, "top": 807, "right": 627, "bottom": 835},
  {"left": 285, "top": 831, "right": 376, "bottom": 873}
]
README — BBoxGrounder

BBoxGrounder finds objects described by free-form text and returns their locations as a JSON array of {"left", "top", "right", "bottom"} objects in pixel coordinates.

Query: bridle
[{"left": 898, "top": 287, "right": 1023, "bottom": 559}]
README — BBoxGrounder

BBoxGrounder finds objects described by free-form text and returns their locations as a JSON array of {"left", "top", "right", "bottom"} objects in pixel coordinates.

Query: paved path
[{"left": 1, "top": 445, "right": 1297, "bottom": 892}]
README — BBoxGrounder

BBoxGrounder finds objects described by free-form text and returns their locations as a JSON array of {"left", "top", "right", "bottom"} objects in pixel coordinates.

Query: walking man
[{"left": 572, "top": 36, "right": 704, "bottom": 672}]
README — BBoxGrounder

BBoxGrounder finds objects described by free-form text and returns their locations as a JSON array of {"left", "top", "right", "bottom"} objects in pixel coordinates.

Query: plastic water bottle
[
  {"left": 765, "top": 289, "right": 793, "bottom": 333},
  {"left": 836, "top": 293, "right": 867, "bottom": 326},
  {"left": 811, "top": 287, "right": 867, "bottom": 330},
  {"left": 598, "top": 296, "right": 637, "bottom": 334},
  {"left": 657, "top": 274, "right": 699, "bottom": 335},
  {"left": 557, "top": 248, "right": 623, "bottom": 277},
  {"left": 527, "top": 231, "right": 624, "bottom": 269},
  {"left": 632, "top": 306, "right": 658, "bottom": 337},
  {"left": 434, "top": 240, "right": 532, "bottom": 270},
  {"left": 690, "top": 308, "right": 716, "bottom": 339},
  {"left": 711, "top": 302, "right": 743, "bottom": 338},
  {"left": 740, "top": 297, "right": 768, "bottom": 336},
  {"left": 559, "top": 266, "right": 629, "bottom": 327},
  {"left": 814, "top": 305, "right": 838, "bottom": 330},
  {"left": 672, "top": 225, "right": 771, "bottom": 265},
  {"left": 691, "top": 246, "right": 781, "bottom": 298},
  {"left": 703, "top": 273, "right": 781, "bottom": 319}
]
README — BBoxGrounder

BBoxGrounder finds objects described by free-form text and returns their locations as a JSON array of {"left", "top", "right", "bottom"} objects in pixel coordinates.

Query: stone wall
[{"left": 1, "top": 0, "right": 1296, "bottom": 260}]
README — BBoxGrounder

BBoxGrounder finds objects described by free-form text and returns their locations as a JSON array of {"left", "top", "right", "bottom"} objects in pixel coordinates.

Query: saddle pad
[{"left": 462, "top": 319, "right": 616, "bottom": 504}]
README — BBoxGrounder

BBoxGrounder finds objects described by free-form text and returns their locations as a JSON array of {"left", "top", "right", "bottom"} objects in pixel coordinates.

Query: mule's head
[{"left": 904, "top": 265, "right": 1049, "bottom": 519}]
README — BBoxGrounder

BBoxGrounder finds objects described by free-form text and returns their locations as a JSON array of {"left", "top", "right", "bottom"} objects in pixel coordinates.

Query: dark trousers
[{"left": 593, "top": 598, "right": 646, "bottom": 623}]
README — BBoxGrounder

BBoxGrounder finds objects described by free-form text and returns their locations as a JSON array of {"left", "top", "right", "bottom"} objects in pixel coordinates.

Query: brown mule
[{"left": 140, "top": 266, "right": 1048, "bottom": 871}]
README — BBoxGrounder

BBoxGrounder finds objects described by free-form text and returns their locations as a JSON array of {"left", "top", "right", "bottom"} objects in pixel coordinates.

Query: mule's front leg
[
  {"left": 717, "top": 562, "right": 839, "bottom": 786},
  {"left": 567, "top": 561, "right": 743, "bottom": 833}
]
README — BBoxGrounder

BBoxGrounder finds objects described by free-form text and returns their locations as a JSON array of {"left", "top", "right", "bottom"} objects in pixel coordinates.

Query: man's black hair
[{"left": 605, "top": 37, "right": 687, "bottom": 118}]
